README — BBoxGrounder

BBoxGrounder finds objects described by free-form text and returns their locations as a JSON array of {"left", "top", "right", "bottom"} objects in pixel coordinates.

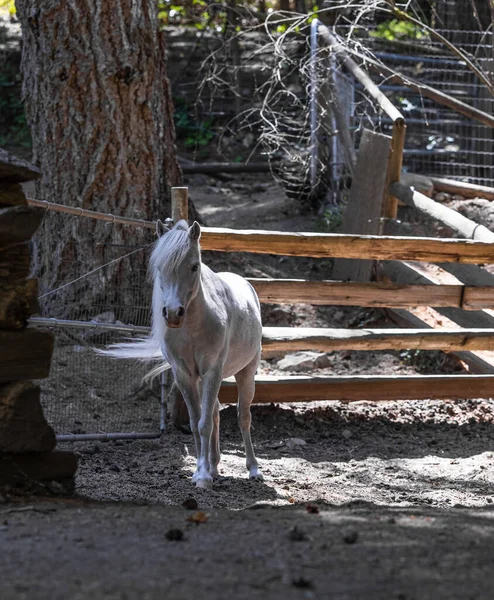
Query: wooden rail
[
  {"left": 219, "top": 374, "right": 494, "bottom": 404},
  {"left": 430, "top": 177, "right": 494, "bottom": 202},
  {"left": 262, "top": 327, "right": 494, "bottom": 356},
  {"left": 202, "top": 228, "right": 494, "bottom": 263},
  {"left": 249, "top": 278, "right": 494, "bottom": 310}
]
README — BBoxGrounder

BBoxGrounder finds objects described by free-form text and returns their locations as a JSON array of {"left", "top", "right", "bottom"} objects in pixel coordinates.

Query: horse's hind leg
[
  {"left": 235, "top": 354, "right": 263, "bottom": 481},
  {"left": 209, "top": 399, "right": 221, "bottom": 478}
]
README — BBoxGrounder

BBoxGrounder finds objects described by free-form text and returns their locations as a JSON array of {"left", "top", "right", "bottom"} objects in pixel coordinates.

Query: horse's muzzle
[{"left": 163, "top": 306, "right": 185, "bottom": 328}]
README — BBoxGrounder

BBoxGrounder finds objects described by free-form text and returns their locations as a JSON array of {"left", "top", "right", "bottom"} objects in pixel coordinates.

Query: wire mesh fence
[{"left": 30, "top": 209, "right": 164, "bottom": 440}]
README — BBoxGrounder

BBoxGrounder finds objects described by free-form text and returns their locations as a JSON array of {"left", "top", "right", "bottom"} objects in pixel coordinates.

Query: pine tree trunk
[{"left": 15, "top": 0, "right": 187, "bottom": 319}]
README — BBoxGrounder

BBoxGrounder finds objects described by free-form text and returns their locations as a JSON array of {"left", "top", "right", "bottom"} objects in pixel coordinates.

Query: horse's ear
[
  {"left": 189, "top": 221, "right": 201, "bottom": 242},
  {"left": 156, "top": 218, "right": 174, "bottom": 237}
]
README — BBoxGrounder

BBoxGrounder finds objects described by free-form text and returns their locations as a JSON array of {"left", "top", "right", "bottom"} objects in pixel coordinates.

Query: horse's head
[{"left": 152, "top": 219, "right": 202, "bottom": 329}]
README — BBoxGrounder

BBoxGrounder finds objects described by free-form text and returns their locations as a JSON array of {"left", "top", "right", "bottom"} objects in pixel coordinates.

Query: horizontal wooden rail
[
  {"left": 202, "top": 228, "right": 494, "bottom": 263},
  {"left": 262, "top": 326, "right": 494, "bottom": 356},
  {"left": 390, "top": 182, "right": 494, "bottom": 242},
  {"left": 249, "top": 278, "right": 466, "bottom": 308},
  {"left": 219, "top": 374, "right": 494, "bottom": 404}
]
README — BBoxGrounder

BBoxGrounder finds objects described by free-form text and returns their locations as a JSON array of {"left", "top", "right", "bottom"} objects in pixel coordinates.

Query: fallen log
[
  {"left": 0, "top": 279, "right": 39, "bottom": 329},
  {"left": 390, "top": 181, "right": 494, "bottom": 242},
  {"left": 430, "top": 177, "right": 494, "bottom": 201}
]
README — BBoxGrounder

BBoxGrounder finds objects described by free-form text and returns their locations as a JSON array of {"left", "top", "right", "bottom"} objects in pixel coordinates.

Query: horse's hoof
[
  {"left": 249, "top": 470, "right": 264, "bottom": 482},
  {"left": 195, "top": 477, "right": 213, "bottom": 490}
]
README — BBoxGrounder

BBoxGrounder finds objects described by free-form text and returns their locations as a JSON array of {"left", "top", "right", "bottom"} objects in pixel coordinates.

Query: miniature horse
[{"left": 103, "top": 220, "right": 263, "bottom": 489}]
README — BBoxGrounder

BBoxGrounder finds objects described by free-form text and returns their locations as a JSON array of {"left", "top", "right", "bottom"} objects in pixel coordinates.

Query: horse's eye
[{"left": 192, "top": 264, "right": 199, "bottom": 272}]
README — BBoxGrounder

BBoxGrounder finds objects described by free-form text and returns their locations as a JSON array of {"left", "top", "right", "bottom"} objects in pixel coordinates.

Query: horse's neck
[{"left": 185, "top": 264, "right": 219, "bottom": 323}]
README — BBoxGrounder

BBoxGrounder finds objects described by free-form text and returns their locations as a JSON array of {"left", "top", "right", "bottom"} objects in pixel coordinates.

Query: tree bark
[{"left": 15, "top": 0, "right": 184, "bottom": 318}]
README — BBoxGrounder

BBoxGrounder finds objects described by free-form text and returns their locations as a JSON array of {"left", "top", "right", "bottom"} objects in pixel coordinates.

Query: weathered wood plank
[
  {"left": 0, "top": 381, "right": 56, "bottom": 453},
  {"left": 0, "top": 183, "right": 27, "bottom": 207},
  {"left": 0, "top": 148, "right": 41, "bottom": 183},
  {"left": 0, "top": 451, "right": 77, "bottom": 485},
  {"left": 390, "top": 182, "right": 494, "bottom": 242},
  {"left": 219, "top": 374, "right": 494, "bottom": 404},
  {"left": 332, "top": 129, "right": 391, "bottom": 282},
  {"left": 249, "top": 278, "right": 463, "bottom": 308},
  {"left": 0, "top": 206, "right": 45, "bottom": 249},
  {"left": 262, "top": 326, "right": 494, "bottom": 355},
  {"left": 201, "top": 228, "right": 494, "bottom": 263},
  {"left": 0, "top": 243, "right": 31, "bottom": 282},
  {"left": 0, "top": 279, "right": 39, "bottom": 329},
  {"left": 0, "top": 329, "right": 54, "bottom": 381},
  {"left": 383, "top": 120, "right": 406, "bottom": 220}
]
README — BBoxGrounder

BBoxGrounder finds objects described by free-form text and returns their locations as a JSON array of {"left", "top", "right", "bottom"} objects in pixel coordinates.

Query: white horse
[{"left": 103, "top": 220, "right": 263, "bottom": 489}]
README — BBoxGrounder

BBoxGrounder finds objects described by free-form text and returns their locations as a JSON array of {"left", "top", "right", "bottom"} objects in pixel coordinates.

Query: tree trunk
[{"left": 15, "top": 0, "right": 187, "bottom": 319}]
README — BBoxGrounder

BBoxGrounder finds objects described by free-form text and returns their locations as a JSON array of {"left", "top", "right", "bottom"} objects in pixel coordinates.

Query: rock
[
  {"left": 182, "top": 497, "right": 198, "bottom": 510},
  {"left": 400, "top": 172, "right": 433, "bottom": 197},
  {"left": 277, "top": 351, "right": 330, "bottom": 372},
  {"left": 165, "top": 528, "right": 184, "bottom": 541},
  {"left": 341, "top": 429, "right": 352, "bottom": 440},
  {"left": 285, "top": 437, "right": 307, "bottom": 449},
  {"left": 434, "top": 192, "right": 451, "bottom": 203},
  {"left": 288, "top": 525, "right": 308, "bottom": 541},
  {"left": 343, "top": 530, "right": 359, "bottom": 544}
]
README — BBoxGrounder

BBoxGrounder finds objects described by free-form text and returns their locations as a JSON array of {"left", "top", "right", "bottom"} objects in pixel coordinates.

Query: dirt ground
[{"left": 5, "top": 172, "right": 494, "bottom": 598}]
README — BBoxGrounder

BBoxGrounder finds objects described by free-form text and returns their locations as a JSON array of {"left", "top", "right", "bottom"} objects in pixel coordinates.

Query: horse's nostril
[
  {"left": 162, "top": 307, "right": 167, "bottom": 319},
  {"left": 177, "top": 306, "right": 185, "bottom": 318}
]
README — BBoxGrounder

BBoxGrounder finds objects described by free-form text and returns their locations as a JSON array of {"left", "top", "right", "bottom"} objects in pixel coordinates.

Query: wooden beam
[
  {"left": 0, "top": 183, "right": 27, "bottom": 207},
  {"left": 0, "top": 451, "right": 77, "bottom": 485},
  {"left": 317, "top": 24, "right": 404, "bottom": 124},
  {"left": 249, "top": 278, "right": 464, "bottom": 308},
  {"left": 0, "top": 243, "right": 31, "bottom": 282},
  {"left": 0, "top": 329, "right": 54, "bottom": 381},
  {"left": 365, "top": 57, "right": 494, "bottom": 129},
  {"left": 332, "top": 129, "right": 391, "bottom": 282},
  {"left": 261, "top": 326, "right": 494, "bottom": 355},
  {"left": 0, "top": 279, "right": 39, "bottom": 329},
  {"left": 390, "top": 182, "right": 494, "bottom": 242},
  {"left": 219, "top": 374, "right": 494, "bottom": 404},
  {"left": 0, "top": 206, "right": 45, "bottom": 249},
  {"left": 201, "top": 228, "right": 494, "bottom": 263},
  {"left": 0, "top": 148, "right": 41, "bottom": 183},
  {"left": 429, "top": 176, "right": 494, "bottom": 201}
]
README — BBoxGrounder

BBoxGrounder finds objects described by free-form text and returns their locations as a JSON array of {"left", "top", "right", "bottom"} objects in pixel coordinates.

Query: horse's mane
[{"left": 150, "top": 220, "right": 192, "bottom": 278}]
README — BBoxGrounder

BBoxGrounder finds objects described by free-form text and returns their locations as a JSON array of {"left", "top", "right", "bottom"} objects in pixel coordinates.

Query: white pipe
[{"left": 309, "top": 17, "right": 320, "bottom": 189}]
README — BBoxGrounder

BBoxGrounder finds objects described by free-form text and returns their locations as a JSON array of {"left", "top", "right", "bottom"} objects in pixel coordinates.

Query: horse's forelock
[{"left": 150, "top": 226, "right": 192, "bottom": 277}]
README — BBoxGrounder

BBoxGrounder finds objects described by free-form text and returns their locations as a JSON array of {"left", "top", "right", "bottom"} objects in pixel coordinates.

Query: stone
[
  {"left": 400, "top": 172, "right": 434, "bottom": 197},
  {"left": 434, "top": 192, "right": 451, "bottom": 203},
  {"left": 277, "top": 351, "right": 330, "bottom": 372},
  {"left": 285, "top": 438, "right": 307, "bottom": 449},
  {"left": 0, "top": 382, "right": 56, "bottom": 453}
]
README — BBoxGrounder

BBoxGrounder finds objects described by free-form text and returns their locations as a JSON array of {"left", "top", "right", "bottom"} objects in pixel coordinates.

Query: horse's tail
[{"left": 95, "top": 337, "right": 163, "bottom": 360}]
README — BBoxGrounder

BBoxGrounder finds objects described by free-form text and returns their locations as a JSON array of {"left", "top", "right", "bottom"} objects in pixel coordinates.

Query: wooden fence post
[
  {"left": 332, "top": 129, "right": 391, "bottom": 282},
  {"left": 382, "top": 118, "right": 406, "bottom": 221},
  {"left": 169, "top": 186, "right": 190, "bottom": 429}
]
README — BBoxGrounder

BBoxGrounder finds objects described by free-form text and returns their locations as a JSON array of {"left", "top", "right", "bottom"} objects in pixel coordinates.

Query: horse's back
[{"left": 215, "top": 271, "right": 262, "bottom": 377}]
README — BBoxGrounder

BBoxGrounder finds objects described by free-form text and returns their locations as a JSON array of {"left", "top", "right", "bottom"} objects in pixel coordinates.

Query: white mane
[{"left": 150, "top": 220, "right": 191, "bottom": 278}]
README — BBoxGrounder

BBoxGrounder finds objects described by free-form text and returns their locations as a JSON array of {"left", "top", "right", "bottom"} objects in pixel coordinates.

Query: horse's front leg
[
  {"left": 195, "top": 369, "right": 222, "bottom": 490},
  {"left": 174, "top": 371, "right": 201, "bottom": 459}
]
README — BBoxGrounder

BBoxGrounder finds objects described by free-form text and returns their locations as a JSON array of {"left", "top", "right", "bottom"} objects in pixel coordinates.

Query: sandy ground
[{"left": 4, "top": 172, "right": 494, "bottom": 598}]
